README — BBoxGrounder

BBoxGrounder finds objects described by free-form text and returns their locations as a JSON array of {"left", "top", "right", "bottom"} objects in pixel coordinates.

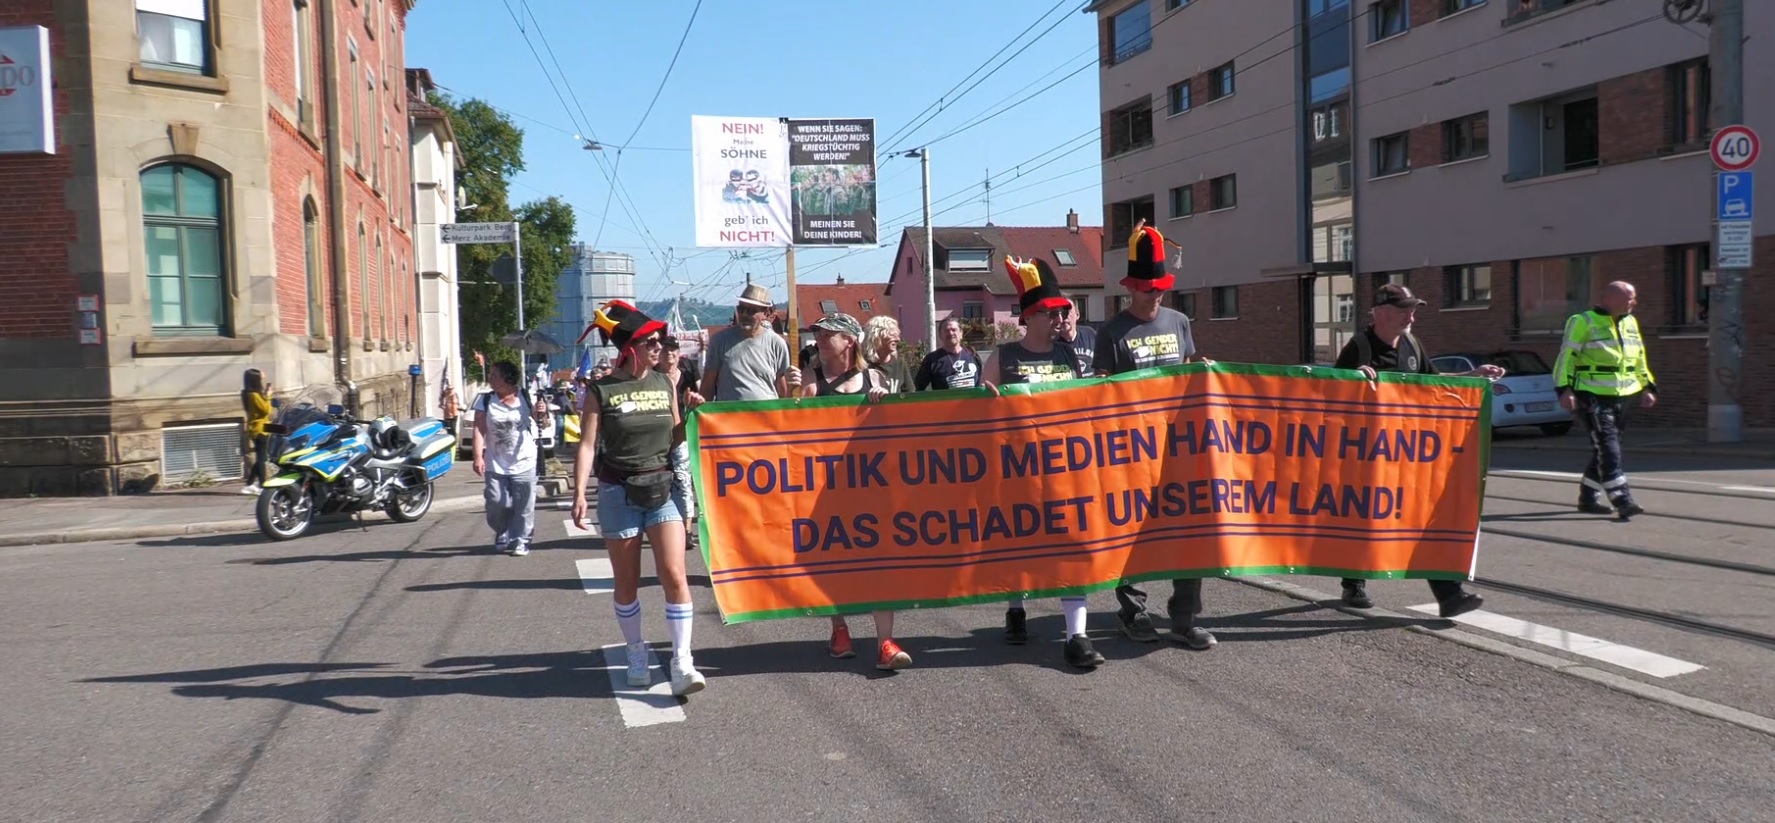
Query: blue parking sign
[{"left": 1718, "top": 171, "right": 1753, "bottom": 221}]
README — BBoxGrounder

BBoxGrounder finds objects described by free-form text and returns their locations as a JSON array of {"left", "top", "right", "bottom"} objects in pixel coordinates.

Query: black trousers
[
  {"left": 1577, "top": 392, "right": 1633, "bottom": 506},
  {"left": 1116, "top": 578, "right": 1202, "bottom": 627},
  {"left": 249, "top": 436, "right": 268, "bottom": 484}
]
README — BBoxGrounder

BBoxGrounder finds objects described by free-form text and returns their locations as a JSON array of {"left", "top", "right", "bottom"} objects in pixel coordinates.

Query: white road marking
[
  {"left": 564, "top": 518, "right": 599, "bottom": 537},
  {"left": 1720, "top": 485, "right": 1775, "bottom": 495},
  {"left": 1408, "top": 604, "right": 1705, "bottom": 678},
  {"left": 577, "top": 558, "right": 614, "bottom": 595},
  {"left": 600, "top": 643, "right": 687, "bottom": 727},
  {"left": 1493, "top": 469, "right": 1582, "bottom": 481}
]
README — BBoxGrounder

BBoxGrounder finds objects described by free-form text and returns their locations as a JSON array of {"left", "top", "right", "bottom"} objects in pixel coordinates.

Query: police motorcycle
[{"left": 255, "top": 387, "right": 458, "bottom": 541}]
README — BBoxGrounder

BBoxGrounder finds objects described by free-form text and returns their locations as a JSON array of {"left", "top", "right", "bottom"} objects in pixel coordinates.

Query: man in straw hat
[
  {"left": 699, "top": 283, "right": 801, "bottom": 404},
  {"left": 1094, "top": 219, "right": 1218, "bottom": 651}
]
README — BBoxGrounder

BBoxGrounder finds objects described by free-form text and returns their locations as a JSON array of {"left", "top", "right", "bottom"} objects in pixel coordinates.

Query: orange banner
[{"left": 689, "top": 363, "right": 1490, "bottom": 623}]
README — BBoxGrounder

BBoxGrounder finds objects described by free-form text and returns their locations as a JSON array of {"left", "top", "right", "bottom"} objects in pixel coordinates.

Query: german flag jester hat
[
  {"left": 1004, "top": 255, "right": 1069, "bottom": 318},
  {"left": 1123, "top": 223, "right": 1174, "bottom": 291},
  {"left": 580, "top": 299, "right": 667, "bottom": 351}
]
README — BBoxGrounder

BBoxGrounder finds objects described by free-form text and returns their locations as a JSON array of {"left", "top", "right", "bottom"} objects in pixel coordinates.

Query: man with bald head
[{"left": 1552, "top": 280, "right": 1657, "bottom": 518}]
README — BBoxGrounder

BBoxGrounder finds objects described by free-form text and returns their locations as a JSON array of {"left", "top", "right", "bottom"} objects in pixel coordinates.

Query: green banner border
[{"left": 688, "top": 361, "right": 1493, "bottom": 620}]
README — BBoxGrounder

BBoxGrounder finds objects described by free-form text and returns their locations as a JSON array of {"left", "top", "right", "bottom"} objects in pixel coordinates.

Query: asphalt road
[{"left": 4, "top": 450, "right": 1774, "bottom": 822}]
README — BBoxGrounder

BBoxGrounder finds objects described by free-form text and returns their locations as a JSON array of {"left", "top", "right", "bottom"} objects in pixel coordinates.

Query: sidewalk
[
  {"left": 0, "top": 471, "right": 495, "bottom": 548},
  {"left": 1489, "top": 427, "right": 1775, "bottom": 461}
]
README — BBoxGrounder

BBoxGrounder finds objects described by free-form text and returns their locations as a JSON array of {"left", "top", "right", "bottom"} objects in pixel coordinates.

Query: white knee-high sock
[
  {"left": 614, "top": 599, "right": 643, "bottom": 645},
  {"left": 1061, "top": 597, "right": 1087, "bottom": 637},
  {"left": 1007, "top": 597, "right": 1026, "bottom": 610},
  {"left": 665, "top": 601, "right": 695, "bottom": 661}
]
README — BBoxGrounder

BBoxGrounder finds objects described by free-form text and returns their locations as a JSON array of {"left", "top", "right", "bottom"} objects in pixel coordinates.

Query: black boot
[
  {"left": 1577, "top": 498, "right": 1613, "bottom": 515},
  {"left": 1341, "top": 579, "right": 1373, "bottom": 608},
  {"left": 1004, "top": 608, "right": 1029, "bottom": 645}
]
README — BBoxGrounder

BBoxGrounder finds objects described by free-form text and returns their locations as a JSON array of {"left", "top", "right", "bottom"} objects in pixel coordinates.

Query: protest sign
[{"left": 689, "top": 363, "right": 1490, "bottom": 624}]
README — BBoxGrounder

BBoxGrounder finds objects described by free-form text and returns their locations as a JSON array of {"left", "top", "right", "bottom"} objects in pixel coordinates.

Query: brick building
[
  {"left": 888, "top": 219, "right": 1110, "bottom": 342},
  {"left": 1088, "top": 0, "right": 1773, "bottom": 427},
  {"left": 0, "top": 0, "right": 421, "bottom": 495}
]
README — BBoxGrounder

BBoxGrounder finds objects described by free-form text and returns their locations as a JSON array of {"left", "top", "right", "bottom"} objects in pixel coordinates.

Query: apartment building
[
  {"left": 1088, "top": 0, "right": 1773, "bottom": 427},
  {"left": 0, "top": 0, "right": 421, "bottom": 495}
]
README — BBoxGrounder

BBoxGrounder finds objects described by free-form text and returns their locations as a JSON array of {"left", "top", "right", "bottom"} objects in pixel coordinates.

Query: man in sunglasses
[
  {"left": 1094, "top": 221, "right": 1217, "bottom": 650},
  {"left": 698, "top": 283, "right": 801, "bottom": 405}
]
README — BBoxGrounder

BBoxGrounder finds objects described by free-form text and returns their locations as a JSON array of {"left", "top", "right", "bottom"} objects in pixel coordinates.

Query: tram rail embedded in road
[{"left": 1470, "top": 578, "right": 1775, "bottom": 652}]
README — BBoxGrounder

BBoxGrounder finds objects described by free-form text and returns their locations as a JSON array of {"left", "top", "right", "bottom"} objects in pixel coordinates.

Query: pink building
[{"left": 887, "top": 221, "right": 1109, "bottom": 345}]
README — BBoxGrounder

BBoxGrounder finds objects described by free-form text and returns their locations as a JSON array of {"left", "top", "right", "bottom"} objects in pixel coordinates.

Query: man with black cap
[
  {"left": 979, "top": 254, "right": 1104, "bottom": 669},
  {"left": 1333, "top": 282, "right": 1502, "bottom": 617},
  {"left": 1093, "top": 220, "right": 1217, "bottom": 650}
]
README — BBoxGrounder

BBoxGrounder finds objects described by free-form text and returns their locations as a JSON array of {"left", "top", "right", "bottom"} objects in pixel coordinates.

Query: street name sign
[
  {"left": 1710, "top": 125, "right": 1759, "bottom": 172},
  {"left": 441, "top": 222, "right": 517, "bottom": 244}
]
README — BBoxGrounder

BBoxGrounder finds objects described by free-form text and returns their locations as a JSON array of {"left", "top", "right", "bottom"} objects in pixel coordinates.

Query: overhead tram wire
[
  {"left": 508, "top": 0, "right": 674, "bottom": 275},
  {"left": 876, "top": 0, "right": 1077, "bottom": 155},
  {"left": 591, "top": 0, "right": 704, "bottom": 250}
]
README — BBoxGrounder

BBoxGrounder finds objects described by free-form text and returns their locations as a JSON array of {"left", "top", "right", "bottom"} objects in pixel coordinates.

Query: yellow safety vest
[{"left": 1552, "top": 309, "right": 1657, "bottom": 397}]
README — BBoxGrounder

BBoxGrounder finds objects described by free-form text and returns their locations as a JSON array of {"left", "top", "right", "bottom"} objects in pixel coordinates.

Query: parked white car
[{"left": 1432, "top": 350, "right": 1575, "bottom": 436}]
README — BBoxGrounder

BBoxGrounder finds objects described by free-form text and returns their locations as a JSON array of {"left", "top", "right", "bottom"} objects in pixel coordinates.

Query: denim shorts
[{"left": 596, "top": 479, "right": 684, "bottom": 539}]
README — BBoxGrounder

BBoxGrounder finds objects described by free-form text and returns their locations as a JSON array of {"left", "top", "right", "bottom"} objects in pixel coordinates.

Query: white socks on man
[
  {"left": 1061, "top": 597, "right": 1087, "bottom": 637},
  {"left": 614, "top": 598, "right": 705, "bottom": 696}
]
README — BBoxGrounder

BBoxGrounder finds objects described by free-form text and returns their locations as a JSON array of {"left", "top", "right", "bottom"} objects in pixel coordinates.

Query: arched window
[
  {"left": 142, "top": 163, "right": 227, "bottom": 336},
  {"left": 303, "top": 198, "right": 324, "bottom": 337}
]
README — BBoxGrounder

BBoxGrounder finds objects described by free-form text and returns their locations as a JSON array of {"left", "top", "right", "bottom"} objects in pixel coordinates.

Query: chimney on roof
[
  {"left": 1066, "top": 208, "right": 1079, "bottom": 234},
  {"left": 836, "top": 274, "right": 845, "bottom": 285}
]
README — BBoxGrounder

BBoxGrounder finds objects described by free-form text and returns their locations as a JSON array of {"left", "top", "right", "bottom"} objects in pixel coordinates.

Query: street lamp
[{"left": 903, "top": 148, "right": 935, "bottom": 351}]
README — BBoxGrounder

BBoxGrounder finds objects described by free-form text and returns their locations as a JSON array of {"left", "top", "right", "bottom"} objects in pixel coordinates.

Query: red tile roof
[
  {"left": 896, "top": 225, "right": 1107, "bottom": 294},
  {"left": 795, "top": 281, "right": 894, "bottom": 330}
]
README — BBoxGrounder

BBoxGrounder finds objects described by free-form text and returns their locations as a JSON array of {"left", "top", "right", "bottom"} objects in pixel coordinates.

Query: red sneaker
[
  {"left": 828, "top": 624, "right": 856, "bottom": 659},
  {"left": 876, "top": 638, "right": 912, "bottom": 671}
]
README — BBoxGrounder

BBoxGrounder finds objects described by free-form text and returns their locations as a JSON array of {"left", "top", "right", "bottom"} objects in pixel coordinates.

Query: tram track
[
  {"left": 1470, "top": 577, "right": 1775, "bottom": 652},
  {"left": 1478, "top": 523, "right": 1775, "bottom": 577},
  {"left": 1488, "top": 469, "right": 1775, "bottom": 503},
  {"left": 1484, "top": 492, "right": 1775, "bottom": 532}
]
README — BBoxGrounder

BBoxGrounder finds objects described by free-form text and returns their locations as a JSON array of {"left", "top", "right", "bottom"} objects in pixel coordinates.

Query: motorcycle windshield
[{"left": 268, "top": 384, "right": 344, "bottom": 454}]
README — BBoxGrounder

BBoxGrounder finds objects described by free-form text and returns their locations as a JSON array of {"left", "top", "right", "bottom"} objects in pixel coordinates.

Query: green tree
[{"left": 428, "top": 91, "right": 575, "bottom": 379}]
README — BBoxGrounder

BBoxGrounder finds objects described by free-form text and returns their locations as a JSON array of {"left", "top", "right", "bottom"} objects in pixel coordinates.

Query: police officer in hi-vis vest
[{"left": 1552, "top": 280, "right": 1657, "bottom": 518}]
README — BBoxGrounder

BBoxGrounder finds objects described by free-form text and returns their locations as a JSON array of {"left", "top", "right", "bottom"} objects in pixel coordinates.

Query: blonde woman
[
  {"left": 802, "top": 313, "right": 908, "bottom": 670},
  {"left": 863, "top": 315, "right": 911, "bottom": 394}
]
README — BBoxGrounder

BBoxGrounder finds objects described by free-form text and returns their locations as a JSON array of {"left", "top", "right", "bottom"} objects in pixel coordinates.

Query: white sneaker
[
  {"left": 511, "top": 543, "right": 530, "bottom": 556},
  {"left": 240, "top": 484, "right": 260, "bottom": 495},
  {"left": 669, "top": 655, "right": 706, "bottom": 697},
  {"left": 625, "top": 642, "right": 651, "bottom": 688}
]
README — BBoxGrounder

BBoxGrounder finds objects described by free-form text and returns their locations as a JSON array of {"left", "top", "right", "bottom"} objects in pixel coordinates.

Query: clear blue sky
[{"left": 406, "top": 0, "right": 1103, "bottom": 310}]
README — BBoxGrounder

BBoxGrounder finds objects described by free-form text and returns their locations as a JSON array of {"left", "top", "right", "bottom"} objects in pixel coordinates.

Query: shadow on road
[{"left": 405, "top": 573, "right": 713, "bottom": 592}]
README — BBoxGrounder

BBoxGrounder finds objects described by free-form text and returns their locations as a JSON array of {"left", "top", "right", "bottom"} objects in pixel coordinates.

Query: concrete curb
[
  {"left": 1231, "top": 575, "right": 1775, "bottom": 739},
  {"left": 0, "top": 495, "right": 486, "bottom": 548}
]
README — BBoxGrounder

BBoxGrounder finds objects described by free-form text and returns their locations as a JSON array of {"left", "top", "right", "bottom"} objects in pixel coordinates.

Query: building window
[
  {"left": 304, "top": 198, "right": 324, "bottom": 337},
  {"left": 137, "top": 0, "right": 211, "bottom": 74},
  {"left": 349, "top": 46, "right": 361, "bottom": 165},
  {"left": 1667, "top": 243, "right": 1709, "bottom": 328},
  {"left": 1211, "top": 286, "right": 1238, "bottom": 318},
  {"left": 1380, "top": 271, "right": 1409, "bottom": 287},
  {"left": 1670, "top": 59, "right": 1710, "bottom": 146},
  {"left": 1172, "top": 291, "right": 1197, "bottom": 319},
  {"left": 1166, "top": 0, "right": 1189, "bottom": 9},
  {"left": 859, "top": 299, "right": 873, "bottom": 312},
  {"left": 1373, "top": 131, "right": 1410, "bottom": 176},
  {"left": 1444, "top": 264, "right": 1491, "bottom": 307},
  {"left": 1167, "top": 80, "right": 1192, "bottom": 116},
  {"left": 385, "top": 248, "right": 396, "bottom": 339},
  {"left": 1209, "top": 175, "right": 1237, "bottom": 210},
  {"left": 142, "top": 164, "right": 227, "bottom": 336},
  {"left": 961, "top": 301, "right": 985, "bottom": 320},
  {"left": 1311, "top": 161, "right": 1353, "bottom": 201},
  {"left": 1108, "top": 197, "right": 1156, "bottom": 245},
  {"left": 1371, "top": 0, "right": 1408, "bottom": 39},
  {"left": 1516, "top": 256, "right": 1593, "bottom": 333},
  {"left": 293, "top": 1, "right": 310, "bottom": 112},
  {"left": 1442, "top": 112, "right": 1489, "bottom": 163},
  {"left": 1109, "top": 1, "right": 1153, "bottom": 64},
  {"left": 357, "top": 224, "right": 368, "bottom": 335},
  {"left": 1070, "top": 294, "right": 1091, "bottom": 321},
  {"left": 820, "top": 299, "right": 840, "bottom": 314},
  {"left": 1106, "top": 97, "right": 1154, "bottom": 157},
  {"left": 1442, "top": 0, "right": 1482, "bottom": 13},
  {"left": 1507, "top": 91, "right": 1598, "bottom": 180},
  {"left": 1168, "top": 185, "right": 1194, "bottom": 218},
  {"left": 1208, "top": 62, "right": 1235, "bottom": 101},
  {"left": 1113, "top": 294, "right": 1131, "bottom": 315},
  {"left": 372, "top": 234, "right": 383, "bottom": 338},
  {"left": 948, "top": 248, "right": 992, "bottom": 271},
  {"left": 1054, "top": 249, "right": 1077, "bottom": 266}
]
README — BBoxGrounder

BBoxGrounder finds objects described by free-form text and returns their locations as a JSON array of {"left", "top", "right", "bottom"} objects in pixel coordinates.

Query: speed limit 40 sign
[{"left": 1711, "top": 125, "right": 1760, "bottom": 172}]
